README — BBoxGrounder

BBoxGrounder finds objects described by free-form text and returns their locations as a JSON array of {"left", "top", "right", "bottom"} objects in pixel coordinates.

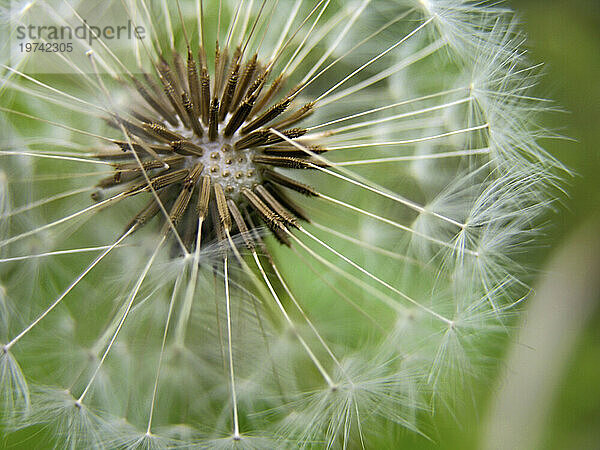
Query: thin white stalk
[
  {"left": 39, "top": 2, "right": 116, "bottom": 77},
  {"left": 317, "top": 192, "right": 478, "bottom": 256},
  {"left": 197, "top": 0, "right": 205, "bottom": 50},
  {"left": 174, "top": 217, "right": 204, "bottom": 347},
  {"left": 3, "top": 227, "right": 134, "bottom": 351},
  {"left": 315, "top": 117, "right": 444, "bottom": 145},
  {"left": 295, "top": 227, "right": 453, "bottom": 325},
  {"left": 62, "top": 1, "right": 127, "bottom": 78},
  {"left": 237, "top": 0, "right": 255, "bottom": 55},
  {"left": 0, "top": 151, "right": 113, "bottom": 166},
  {"left": 223, "top": 256, "right": 241, "bottom": 440},
  {"left": 222, "top": 235, "right": 334, "bottom": 381},
  {"left": 311, "top": 221, "right": 420, "bottom": 264},
  {"left": 295, "top": 8, "right": 412, "bottom": 98},
  {"left": 0, "top": 244, "right": 125, "bottom": 263},
  {"left": 289, "top": 245, "right": 385, "bottom": 331},
  {"left": 270, "top": 128, "right": 469, "bottom": 229},
  {"left": 217, "top": 0, "right": 223, "bottom": 43},
  {"left": 224, "top": 0, "right": 245, "bottom": 50},
  {"left": 288, "top": 232, "right": 409, "bottom": 315},
  {"left": 308, "top": 87, "right": 467, "bottom": 131},
  {"left": 252, "top": 252, "right": 335, "bottom": 388},
  {"left": 308, "top": 98, "right": 471, "bottom": 137},
  {"left": 313, "top": 18, "right": 434, "bottom": 103},
  {"left": 0, "top": 107, "right": 115, "bottom": 143},
  {"left": 147, "top": 269, "right": 184, "bottom": 435},
  {"left": 269, "top": 0, "right": 303, "bottom": 61},
  {"left": 298, "top": 0, "right": 371, "bottom": 84},
  {"left": 319, "top": 39, "right": 445, "bottom": 107},
  {"left": 2, "top": 80, "right": 109, "bottom": 120},
  {"left": 1, "top": 64, "right": 108, "bottom": 114},
  {"left": 314, "top": 165, "right": 466, "bottom": 228},
  {"left": 279, "top": 0, "right": 332, "bottom": 77},
  {"left": 138, "top": 0, "right": 164, "bottom": 56},
  {"left": 332, "top": 148, "right": 491, "bottom": 166},
  {"left": 0, "top": 191, "right": 127, "bottom": 249},
  {"left": 267, "top": 0, "right": 329, "bottom": 71},
  {"left": 326, "top": 123, "right": 491, "bottom": 150},
  {"left": 10, "top": 171, "right": 115, "bottom": 184},
  {"left": 269, "top": 260, "right": 342, "bottom": 369},
  {"left": 1, "top": 187, "right": 94, "bottom": 218},
  {"left": 161, "top": 0, "right": 176, "bottom": 51},
  {"left": 284, "top": 8, "right": 348, "bottom": 79},
  {"left": 244, "top": 0, "right": 274, "bottom": 56},
  {"left": 78, "top": 236, "right": 166, "bottom": 404},
  {"left": 355, "top": 402, "right": 366, "bottom": 449}
]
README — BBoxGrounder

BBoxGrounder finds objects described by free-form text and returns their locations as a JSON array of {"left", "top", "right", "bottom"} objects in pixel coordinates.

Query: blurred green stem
[{"left": 482, "top": 216, "right": 600, "bottom": 450}]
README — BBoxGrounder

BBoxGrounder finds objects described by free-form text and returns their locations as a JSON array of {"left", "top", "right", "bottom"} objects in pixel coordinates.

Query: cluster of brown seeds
[{"left": 92, "top": 40, "right": 329, "bottom": 251}]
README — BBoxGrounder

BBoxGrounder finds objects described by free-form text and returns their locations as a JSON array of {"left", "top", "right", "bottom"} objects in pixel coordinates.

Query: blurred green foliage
[{"left": 519, "top": 0, "right": 600, "bottom": 236}]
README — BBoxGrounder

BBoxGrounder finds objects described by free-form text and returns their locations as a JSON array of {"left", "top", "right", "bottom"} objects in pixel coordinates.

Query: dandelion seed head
[{"left": 0, "top": 0, "right": 563, "bottom": 447}]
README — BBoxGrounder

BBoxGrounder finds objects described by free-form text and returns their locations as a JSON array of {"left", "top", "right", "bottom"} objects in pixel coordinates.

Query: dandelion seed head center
[
  {"left": 95, "top": 45, "right": 317, "bottom": 250},
  {"left": 176, "top": 125, "right": 261, "bottom": 201}
]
